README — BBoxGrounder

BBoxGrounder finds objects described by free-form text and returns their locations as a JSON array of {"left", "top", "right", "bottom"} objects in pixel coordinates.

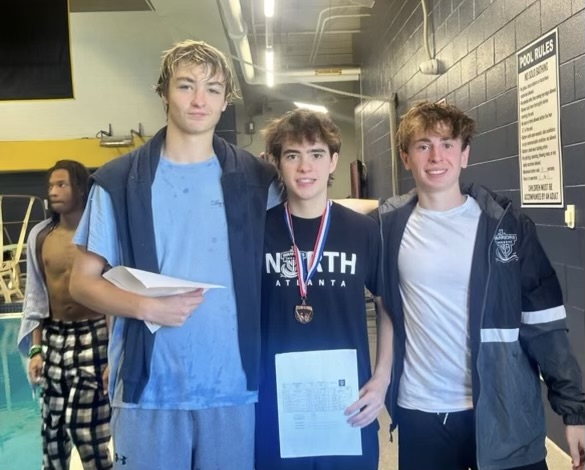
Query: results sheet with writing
[{"left": 275, "top": 349, "right": 362, "bottom": 458}]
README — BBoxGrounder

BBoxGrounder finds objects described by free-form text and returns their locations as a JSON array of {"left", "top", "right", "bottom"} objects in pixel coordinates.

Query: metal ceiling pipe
[
  {"left": 218, "top": 0, "right": 362, "bottom": 85},
  {"left": 218, "top": 0, "right": 255, "bottom": 82},
  {"left": 308, "top": 6, "right": 362, "bottom": 62},
  {"left": 286, "top": 30, "right": 361, "bottom": 36},
  {"left": 308, "top": 3, "right": 375, "bottom": 65},
  {"left": 275, "top": 68, "right": 361, "bottom": 83},
  {"left": 309, "top": 13, "right": 371, "bottom": 65}
]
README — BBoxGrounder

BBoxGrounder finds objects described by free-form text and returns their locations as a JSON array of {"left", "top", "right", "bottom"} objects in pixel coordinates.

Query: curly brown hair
[
  {"left": 397, "top": 101, "right": 476, "bottom": 153},
  {"left": 263, "top": 109, "right": 342, "bottom": 163},
  {"left": 262, "top": 109, "right": 341, "bottom": 186},
  {"left": 155, "top": 40, "right": 240, "bottom": 103}
]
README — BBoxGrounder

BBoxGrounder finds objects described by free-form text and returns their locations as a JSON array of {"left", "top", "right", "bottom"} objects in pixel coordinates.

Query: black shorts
[{"left": 396, "top": 406, "right": 548, "bottom": 470}]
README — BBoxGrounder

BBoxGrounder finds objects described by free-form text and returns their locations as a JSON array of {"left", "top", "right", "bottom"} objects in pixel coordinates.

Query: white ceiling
[{"left": 70, "top": 0, "right": 230, "bottom": 51}]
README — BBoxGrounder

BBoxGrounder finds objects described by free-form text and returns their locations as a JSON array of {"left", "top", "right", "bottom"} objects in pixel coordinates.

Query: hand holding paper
[
  {"left": 141, "top": 290, "right": 204, "bottom": 330},
  {"left": 103, "top": 266, "right": 224, "bottom": 332},
  {"left": 344, "top": 373, "right": 388, "bottom": 428}
]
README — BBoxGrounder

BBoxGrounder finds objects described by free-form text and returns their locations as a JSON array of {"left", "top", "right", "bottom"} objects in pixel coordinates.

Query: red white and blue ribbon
[{"left": 283, "top": 201, "right": 332, "bottom": 300}]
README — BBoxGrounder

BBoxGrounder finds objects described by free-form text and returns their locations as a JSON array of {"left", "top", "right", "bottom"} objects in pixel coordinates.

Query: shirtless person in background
[{"left": 18, "top": 160, "right": 112, "bottom": 470}]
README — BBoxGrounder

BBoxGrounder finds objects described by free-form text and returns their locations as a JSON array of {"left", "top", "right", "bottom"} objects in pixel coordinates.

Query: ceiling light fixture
[
  {"left": 265, "top": 49, "right": 274, "bottom": 87},
  {"left": 293, "top": 102, "right": 328, "bottom": 113},
  {"left": 264, "top": 0, "right": 274, "bottom": 17}
]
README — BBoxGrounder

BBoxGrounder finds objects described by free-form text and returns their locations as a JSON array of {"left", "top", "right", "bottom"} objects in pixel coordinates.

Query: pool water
[{"left": 0, "top": 317, "right": 42, "bottom": 470}]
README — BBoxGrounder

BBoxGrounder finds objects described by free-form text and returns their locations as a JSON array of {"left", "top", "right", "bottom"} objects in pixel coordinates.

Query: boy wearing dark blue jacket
[{"left": 378, "top": 101, "right": 585, "bottom": 470}]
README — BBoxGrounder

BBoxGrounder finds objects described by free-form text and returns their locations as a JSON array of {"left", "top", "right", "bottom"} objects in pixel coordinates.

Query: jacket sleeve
[
  {"left": 16, "top": 220, "right": 51, "bottom": 356},
  {"left": 518, "top": 214, "right": 585, "bottom": 425}
]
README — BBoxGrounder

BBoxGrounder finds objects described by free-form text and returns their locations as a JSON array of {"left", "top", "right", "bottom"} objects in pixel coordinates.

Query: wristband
[{"left": 29, "top": 344, "right": 42, "bottom": 359}]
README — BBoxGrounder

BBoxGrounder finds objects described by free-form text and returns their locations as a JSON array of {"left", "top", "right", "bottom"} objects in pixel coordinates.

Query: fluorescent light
[
  {"left": 265, "top": 49, "right": 274, "bottom": 69},
  {"left": 293, "top": 102, "right": 328, "bottom": 113},
  {"left": 265, "top": 49, "right": 274, "bottom": 87},
  {"left": 264, "top": 0, "right": 274, "bottom": 17}
]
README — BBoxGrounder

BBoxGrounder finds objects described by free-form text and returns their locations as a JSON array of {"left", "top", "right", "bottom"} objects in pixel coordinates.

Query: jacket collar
[{"left": 378, "top": 183, "right": 511, "bottom": 220}]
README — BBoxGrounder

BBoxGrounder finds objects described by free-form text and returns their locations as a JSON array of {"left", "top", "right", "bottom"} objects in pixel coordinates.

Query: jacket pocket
[{"left": 477, "top": 340, "right": 545, "bottom": 465}]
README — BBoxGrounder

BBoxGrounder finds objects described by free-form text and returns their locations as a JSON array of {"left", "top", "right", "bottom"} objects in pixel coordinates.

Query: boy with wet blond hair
[
  {"left": 155, "top": 39, "right": 240, "bottom": 104},
  {"left": 70, "top": 39, "right": 281, "bottom": 470}
]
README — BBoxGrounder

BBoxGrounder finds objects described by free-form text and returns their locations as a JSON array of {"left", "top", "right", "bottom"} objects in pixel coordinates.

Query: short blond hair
[
  {"left": 155, "top": 40, "right": 240, "bottom": 103},
  {"left": 397, "top": 101, "right": 476, "bottom": 153}
]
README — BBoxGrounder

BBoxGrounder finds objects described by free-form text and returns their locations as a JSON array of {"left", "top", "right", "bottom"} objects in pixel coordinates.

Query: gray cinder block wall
[{"left": 358, "top": 0, "right": 585, "bottom": 452}]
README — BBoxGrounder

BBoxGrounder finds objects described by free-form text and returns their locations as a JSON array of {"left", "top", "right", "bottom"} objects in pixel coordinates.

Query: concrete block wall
[{"left": 358, "top": 0, "right": 585, "bottom": 450}]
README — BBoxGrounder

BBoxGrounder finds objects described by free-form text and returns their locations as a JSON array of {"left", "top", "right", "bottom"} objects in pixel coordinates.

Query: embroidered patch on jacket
[{"left": 494, "top": 229, "right": 519, "bottom": 263}]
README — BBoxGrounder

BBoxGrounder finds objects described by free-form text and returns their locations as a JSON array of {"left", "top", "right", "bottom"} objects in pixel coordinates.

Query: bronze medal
[{"left": 295, "top": 301, "right": 314, "bottom": 324}]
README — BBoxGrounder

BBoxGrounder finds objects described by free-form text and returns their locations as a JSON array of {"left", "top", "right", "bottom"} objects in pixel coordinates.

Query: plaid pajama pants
[{"left": 41, "top": 317, "right": 112, "bottom": 470}]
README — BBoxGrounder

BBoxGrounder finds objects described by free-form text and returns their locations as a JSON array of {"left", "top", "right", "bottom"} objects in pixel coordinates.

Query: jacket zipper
[{"left": 475, "top": 201, "right": 511, "bottom": 470}]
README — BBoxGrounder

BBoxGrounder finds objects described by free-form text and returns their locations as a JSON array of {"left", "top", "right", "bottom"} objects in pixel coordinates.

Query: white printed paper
[
  {"left": 103, "top": 266, "right": 224, "bottom": 333},
  {"left": 275, "top": 349, "right": 362, "bottom": 458}
]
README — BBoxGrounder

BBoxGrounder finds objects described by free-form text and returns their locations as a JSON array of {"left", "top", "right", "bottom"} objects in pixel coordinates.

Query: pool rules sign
[{"left": 517, "top": 29, "right": 564, "bottom": 207}]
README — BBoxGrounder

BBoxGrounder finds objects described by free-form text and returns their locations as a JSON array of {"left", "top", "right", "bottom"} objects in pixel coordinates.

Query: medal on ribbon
[{"left": 284, "top": 201, "right": 332, "bottom": 324}]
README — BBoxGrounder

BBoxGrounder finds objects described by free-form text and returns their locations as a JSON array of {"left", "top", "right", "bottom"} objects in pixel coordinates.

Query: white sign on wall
[{"left": 517, "top": 29, "right": 564, "bottom": 207}]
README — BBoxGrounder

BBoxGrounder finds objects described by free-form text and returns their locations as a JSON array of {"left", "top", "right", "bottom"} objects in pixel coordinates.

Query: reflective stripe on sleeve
[
  {"left": 480, "top": 328, "right": 519, "bottom": 343},
  {"left": 521, "top": 306, "right": 566, "bottom": 325}
]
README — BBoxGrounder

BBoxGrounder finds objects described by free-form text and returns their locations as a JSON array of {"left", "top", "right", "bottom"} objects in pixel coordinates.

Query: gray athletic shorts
[{"left": 111, "top": 403, "right": 254, "bottom": 470}]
